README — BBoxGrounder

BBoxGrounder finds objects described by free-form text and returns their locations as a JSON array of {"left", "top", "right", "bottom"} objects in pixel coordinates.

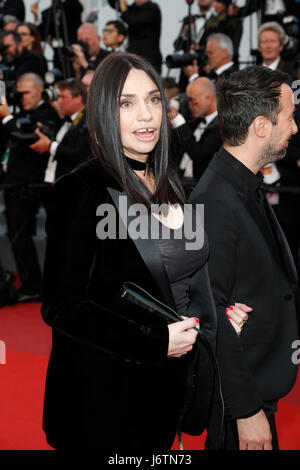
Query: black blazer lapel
[{"left": 107, "top": 187, "right": 176, "bottom": 310}]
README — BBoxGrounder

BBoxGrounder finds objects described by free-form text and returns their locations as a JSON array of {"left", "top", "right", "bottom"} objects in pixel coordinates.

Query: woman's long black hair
[{"left": 87, "top": 52, "right": 186, "bottom": 209}]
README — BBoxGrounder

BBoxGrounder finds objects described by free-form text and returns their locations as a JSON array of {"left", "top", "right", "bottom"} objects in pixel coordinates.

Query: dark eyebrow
[{"left": 121, "top": 88, "right": 160, "bottom": 98}]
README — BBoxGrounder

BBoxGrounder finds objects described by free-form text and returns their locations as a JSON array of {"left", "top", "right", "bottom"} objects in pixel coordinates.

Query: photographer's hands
[
  {"left": 71, "top": 44, "right": 89, "bottom": 76},
  {"left": 30, "top": 123, "right": 52, "bottom": 154},
  {"left": 0, "top": 97, "right": 11, "bottom": 120}
]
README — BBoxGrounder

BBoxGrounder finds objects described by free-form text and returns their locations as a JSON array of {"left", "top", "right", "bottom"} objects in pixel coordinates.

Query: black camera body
[
  {"left": 61, "top": 40, "right": 89, "bottom": 60},
  {"left": 11, "top": 118, "right": 56, "bottom": 146},
  {"left": 166, "top": 46, "right": 207, "bottom": 70}
]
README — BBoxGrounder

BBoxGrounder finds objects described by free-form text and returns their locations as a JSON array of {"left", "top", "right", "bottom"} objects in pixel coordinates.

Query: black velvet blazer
[{"left": 41, "top": 157, "right": 218, "bottom": 451}]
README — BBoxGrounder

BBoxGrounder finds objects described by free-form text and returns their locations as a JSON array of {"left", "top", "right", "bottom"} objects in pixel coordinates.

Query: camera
[
  {"left": 166, "top": 46, "right": 207, "bottom": 69},
  {"left": 11, "top": 117, "right": 56, "bottom": 146},
  {"left": 42, "top": 86, "right": 60, "bottom": 102},
  {"left": 61, "top": 40, "right": 89, "bottom": 60}
]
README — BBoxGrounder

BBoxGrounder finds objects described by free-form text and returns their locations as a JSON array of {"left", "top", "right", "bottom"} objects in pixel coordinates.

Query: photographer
[
  {"left": 183, "top": 32, "right": 237, "bottom": 82},
  {"left": 174, "top": 0, "right": 216, "bottom": 92},
  {"left": 108, "top": 0, "right": 162, "bottom": 73},
  {"left": 0, "top": 72, "right": 61, "bottom": 303},
  {"left": 71, "top": 23, "right": 109, "bottom": 79},
  {"left": 174, "top": 0, "right": 215, "bottom": 53},
  {"left": 30, "top": 78, "right": 90, "bottom": 182},
  {"left": 0, "top": 30, "right": 47, "bottom": 82},
  {"left": 31, "top": 0, "right": 83, "bottom": 71}
]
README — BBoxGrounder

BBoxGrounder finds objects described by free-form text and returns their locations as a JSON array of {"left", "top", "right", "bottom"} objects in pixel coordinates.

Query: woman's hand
[
  {"left": 167, "top": 317, "right": 199, "bottom": 358},
  {"left": 226, "top": 303, "right": 253, "bottom": 335}
]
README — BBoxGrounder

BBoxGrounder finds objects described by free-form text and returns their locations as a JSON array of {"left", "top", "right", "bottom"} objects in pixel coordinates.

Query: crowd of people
[{"left": 0, "top": 0, "right": 299, "bottom": 452}]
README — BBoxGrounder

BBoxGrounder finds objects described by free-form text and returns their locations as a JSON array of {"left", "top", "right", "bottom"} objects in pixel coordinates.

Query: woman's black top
[{"left": 156, "top": 207, "right": 209, "bottom": 315}]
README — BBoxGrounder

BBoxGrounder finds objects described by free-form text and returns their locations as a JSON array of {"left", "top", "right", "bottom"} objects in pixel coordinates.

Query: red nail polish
[
  {"left": 194, "top": 318, "right": 199, "bottom": 323},
  {"left": 229, "top": 306, "right": 234, "bottom": 310},
  {"left": 227, "top": 315, "right": 231, "bottom": 320}
]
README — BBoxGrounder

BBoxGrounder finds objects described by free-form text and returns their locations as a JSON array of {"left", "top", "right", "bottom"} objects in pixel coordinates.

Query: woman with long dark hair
[
  {"left": 40, "top": 52, "right": 242, "bottom": 451},
  {"left": 17, "top": 22, "right": 44, "bottom": 55}
]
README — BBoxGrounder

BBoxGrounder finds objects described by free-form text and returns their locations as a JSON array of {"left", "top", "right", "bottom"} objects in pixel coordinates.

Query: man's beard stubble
[{"left": 257, "top": 141, "right": 287, "bottom": 168}]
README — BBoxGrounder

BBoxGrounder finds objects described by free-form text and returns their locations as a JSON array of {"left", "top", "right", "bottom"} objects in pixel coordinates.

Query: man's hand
[
  {"left": 237, "top": 410, "right": 273, "bottom": 450},
  {"left": 119, "top": 0, "right": 128, "bottom": 13},
  {"left": 30, "top": 125, "right": 51, "bottom": 154},
  {"left": 72, "top": 44, "right": 88, "bottom": 70},
  {"left": 167, "top": 103, "right": 179, "bottom": 123},
  {"left": 31, "top": 2, "right": 39, "bottom": 23},
  {"left": 0, "top": 98, "right": 11, "bottom": 120}
]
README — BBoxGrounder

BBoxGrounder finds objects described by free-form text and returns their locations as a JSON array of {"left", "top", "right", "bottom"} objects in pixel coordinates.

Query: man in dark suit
[
  {"left": 108, "top": 0, "right": 162, "bottom": 73},
  {"left": 31, "top": 0, "right": 83, "bottom": 72},
  {"left": 31, "top": 78, "right": 90, "bottom": 182},
  {"left": 0, "top": 0, "right": 25, "bottom": 22},
  {"left": 0, "top": 30, "right": 47, "bottom": 81},
  {"left": 184, "top": 33, "right": 238, "bottom": 84},
  {"left": 189, "top": 65, "right": 299, "bottom": 450},
  {"left": 257, "top": 21, "right": 298, "bottom": 80},
  {"left": 71, "top": 23, "right": 110, "bottom": 79},
  {"left": 0, "top": 73, "right": 61, "bottom": 303},
  {"left": 170, "top": 76, "right": 222, "bottom": 182}
]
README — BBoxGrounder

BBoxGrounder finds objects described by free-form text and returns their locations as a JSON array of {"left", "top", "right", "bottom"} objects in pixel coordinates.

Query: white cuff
[
  {"left": 188, "top": 73, "right": 199, "bottom": 83},
  {"left": 2, "top": 115, "right": 13, "bottom": 125},
  {"left": 171, "top": 114, "right": 186, "bottom": 128}
]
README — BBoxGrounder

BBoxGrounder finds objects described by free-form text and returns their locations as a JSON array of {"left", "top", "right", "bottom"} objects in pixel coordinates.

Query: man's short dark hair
[
  {"left": 57, "top": 78, "right": 87, "bottom": 104},
  {"left": 105, "top": 20, "right": 128, "bottom": 37},
  {"left": 216, "top": 65, "right": 291, "bottom": 146},
  {"left": 0, "top": 29, "right": 22, "bottom": 44}
]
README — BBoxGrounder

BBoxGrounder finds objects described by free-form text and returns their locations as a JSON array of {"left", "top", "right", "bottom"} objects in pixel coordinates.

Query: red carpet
[{"left": 0, "top": 302, "right": 299, "bottom": 450}]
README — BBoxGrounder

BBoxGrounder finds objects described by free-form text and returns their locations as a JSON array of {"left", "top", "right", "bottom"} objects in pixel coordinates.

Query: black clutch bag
[{"left": 111, "top": 282, "right": 225, "bottom": 450}]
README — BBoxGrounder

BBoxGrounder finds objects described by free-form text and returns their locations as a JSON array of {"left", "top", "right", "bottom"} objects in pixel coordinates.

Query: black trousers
[{"left": 4, "top": 185, "right": 51, "bottom": 294}]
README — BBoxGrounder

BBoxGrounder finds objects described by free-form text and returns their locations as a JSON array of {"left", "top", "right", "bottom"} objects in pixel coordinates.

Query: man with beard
[
  {"left": 0, "top": 30, "right": 47, "bottom": 81},
  {"left": 189, "top": 66, "right": 299, "bottom": 450}
]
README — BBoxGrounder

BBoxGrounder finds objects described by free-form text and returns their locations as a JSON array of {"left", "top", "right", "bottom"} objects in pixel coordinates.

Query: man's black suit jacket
[
  {"left": 174, "top": 116, "right": 222, "bottom": 180},
  {"left": 189, "top": 148, "right": 299, "bottom": 440},
  {"left": 2, "top": 102, "right": 61, "bottom": 184},
  {"left": 108, "top": 0, "right": 162, "bottom": 71},
  {"left": 54, "top": 109, "right": 91, "bottom": 180},
  {"left": 38, "top": 0, "right": 83, "bottom": 44}
]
